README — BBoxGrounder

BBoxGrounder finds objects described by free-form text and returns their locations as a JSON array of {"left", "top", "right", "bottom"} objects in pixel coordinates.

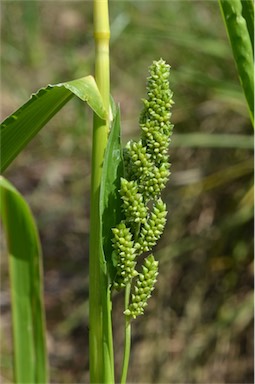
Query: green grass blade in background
[
  {"left": 0, "top": 176, "right": 48, "bottom": 383},
  {"left": 172, "top": 133, "right": 254, "bottom": 149},
  {"left": 0, "top": 76, "right": 106, "bottom": 172},
  {"left": 218, "top": 0, "right": 254, "bottom": 125}
]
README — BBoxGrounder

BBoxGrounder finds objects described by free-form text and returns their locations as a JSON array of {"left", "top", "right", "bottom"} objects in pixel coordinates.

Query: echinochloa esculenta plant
[{"left": 112, "top": 59, "right": 174, "bottom": 319}]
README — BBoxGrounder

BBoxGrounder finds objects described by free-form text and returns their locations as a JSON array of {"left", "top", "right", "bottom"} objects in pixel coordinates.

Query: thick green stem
[
  {"left": 120, "top": 283, "right": 132, "bottom": 384},
  {"left": 89, "top": 0, "right": 114, "bottom": 383}
]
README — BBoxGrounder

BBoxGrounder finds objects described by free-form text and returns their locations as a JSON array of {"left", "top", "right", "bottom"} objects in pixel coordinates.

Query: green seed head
[
  {"left": 112, "top": 222, "right": 138, "bottom": 290},
  {"left": 112, "top": 59, "right": 173, "bottom": 317},
  {"left": 120, "top": 178, "right": 148, "bottom": 225},
  {"left": 137, "top": 198, "right": 167, "bottom": 253},
  {"left": 124, "top": 255, "right": 159, "bottom": 319}
]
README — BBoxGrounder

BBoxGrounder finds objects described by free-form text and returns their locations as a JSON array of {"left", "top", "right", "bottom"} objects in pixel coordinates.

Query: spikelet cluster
[
  {"left": 137, "top": 198, "right": 167, "bottom": 254},
  {"left": 112, "top": 223, "right": 138, "bottom": 289},
  {"left": 124, "top": 255, "right": 159, "bottom": 318},
  {"left": 111, "top": 59, "right": 173, "bottom": 318},
  {"left": 140, "top": 59, "right": 174, "bottom": 166},
  {"left": 120, "top": 178, "right": 148, "bottom": 226}
]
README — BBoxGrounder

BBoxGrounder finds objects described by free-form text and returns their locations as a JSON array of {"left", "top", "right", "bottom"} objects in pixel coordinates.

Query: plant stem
[
  {"left": 90, "top": 0, "right": 114, "bottom": 383},
  {"left": 120, "top": 283, "right": 132, "bottom": 384},
  {"left": 119, "top": 224, "right": 140, "bottom": 383}
]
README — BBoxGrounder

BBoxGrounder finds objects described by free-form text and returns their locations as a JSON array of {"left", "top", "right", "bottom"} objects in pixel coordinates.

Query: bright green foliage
[
  {"left": 112, "top": 59, "right": 174, "bottom": 315},
  {"left": 100, "top": 106, "right": 124, "bottom": 277},
  {"left": 219, "top": 0, "right": 254, "bottom": 125},
  {"left": 241, "top": 0, "right": 254, "bottom": 49},
  {"left": 0, "top": 176, "right": 48, "bottom": 383},
  {"left": 0, "top": 74, "right": 109, "bottom": 384},
  {"left": 124, "top": 255, "right": 159, "bottom": 319},
  {"left": 0, "top": 76, "right": 106, "bottom": 172}
]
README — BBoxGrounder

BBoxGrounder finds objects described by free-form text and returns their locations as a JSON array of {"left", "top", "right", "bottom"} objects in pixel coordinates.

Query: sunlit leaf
[
  {"left": 0, "top": 176, "right": 48, "bottom": 383},
  {"left": 0, "top": 76, "right": 106, "bottom": 172}
]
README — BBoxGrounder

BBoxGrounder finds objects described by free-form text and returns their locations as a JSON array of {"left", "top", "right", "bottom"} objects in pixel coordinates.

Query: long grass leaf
[
  {"left": 98, "top": 106, "right": 123, "bottom": 382},
  {"left": 0, "top": 76, "right": 106, "bottom": 172},
  {"left": 100, "top": 105, "right": 123, "bottom": 276},
  {"left": 172, "top": 133, "right": 253, "bottom": 149},
  {"left": 0, "top": 176, "right": 48, "bottom": 383},
  {"left": 218, "top": 0, "right": 254, "bottom": 125},
  {"left": 241, "top": 0, "right": 254, "bottom": 50}
]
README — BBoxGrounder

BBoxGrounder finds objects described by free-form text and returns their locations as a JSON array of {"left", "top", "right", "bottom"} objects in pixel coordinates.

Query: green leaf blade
[
  {"left": 60, "top": 76, "right": 106, "bottom": 116},
  {"left": 219, "top": 0, "right": 254, "bottom": 125},
  {"left": 172, "top": 133, "right": 254, "bottom": 149},
  {"left": 98, "top": 106, "right": 123, "bottom": 383},
  {"left": 0, "top": 176, "right": 48, "bottom": 383},
  {"left": 0, "top": 76, "right": 106, "bottom": 172},
  {"left": 100, "top": 105, "right": 124, "bottom": 279},
  {"left": 241, "top": 0, "right": 254, "bottom": 50}
]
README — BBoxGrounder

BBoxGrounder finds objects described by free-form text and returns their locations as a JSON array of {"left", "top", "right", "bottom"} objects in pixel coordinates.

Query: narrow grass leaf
[
  {"left": 172, "top": 133, "right": 254, "bottom": 149},
  {"left": 241, "top": 0, "right": 254, "bottom": 50},
  {"left": 218, "top": 0, "right": 254, "bottom": 125},
  {"left": 97, "top": 106, "right": 123, "bottom": 383},
  {"left": 100, "top": 105, "right": 123, "bottom": 279},
  {"left": 0, "top": 176, "right": 48, "bottom": 383},
  {"left": 0, "top": 76, "right": 106, "bottom": 172}
]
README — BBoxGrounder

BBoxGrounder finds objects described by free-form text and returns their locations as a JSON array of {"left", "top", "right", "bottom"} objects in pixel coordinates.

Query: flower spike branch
[
  {"left": 111, "top": 59, "right": 174, "bottom": 383},
  {"left": 124, "top": 255, "right": 159, "bottom": 319}
]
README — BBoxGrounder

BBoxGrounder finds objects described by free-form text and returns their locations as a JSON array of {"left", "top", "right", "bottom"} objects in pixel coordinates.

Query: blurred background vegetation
[{"left": 1, "top": 1, "right": 253, "bottom": 383}]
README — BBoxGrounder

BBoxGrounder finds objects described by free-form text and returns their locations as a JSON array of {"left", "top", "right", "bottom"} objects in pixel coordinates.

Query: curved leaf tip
[
  {"left": 57, "top": 75, "right": 107, "bottom": 119},
  {"left": 0, "top": 75, "right": 106, "bottom": 172}
]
